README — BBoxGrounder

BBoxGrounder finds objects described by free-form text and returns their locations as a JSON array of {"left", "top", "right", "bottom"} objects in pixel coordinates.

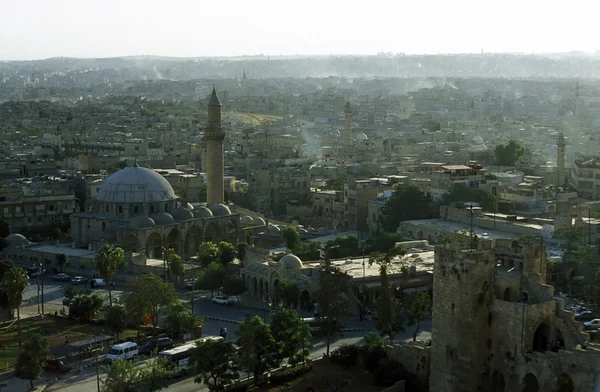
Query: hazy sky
[{"left": 1, "top": 0, "right": 598, "bottom": 60}]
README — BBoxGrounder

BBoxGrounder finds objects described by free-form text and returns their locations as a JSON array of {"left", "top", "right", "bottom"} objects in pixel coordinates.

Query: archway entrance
[
  {"left": 226, "top": 220, "right": 237, "bottom": 245},
  {"left": 185, "top": 225, "right": 202, "bottom": 258},
  {"left": 555, "top": 373, "right": 574, "bottom": 392},
  {"left": 522, "top": 373, "right": 539, "bottom": 392},
  {"left": 166, "top": 228, "right": 181, "bottom": 255},
  {"left": 533, "top": 323, "right": 551, "bottom": 352},
  {"left": 300, "top": 290, "right": 311, "bottom": 312},
  {"left": 205, "top": 222, "right": 221, "bottom": 244},
  {"left": 503, "top": 288, "right": 511, "bottom": 301},
  {"left": 146, "top": 232, "right": 162, "bottom": 259},
  {"left": 490, "top": 371, "right": 505, "bottom": 392},
  {"left": 122, "top": 234, "right": 140, "bottom": 253},
  {"left": 272, "top": 279, "right": 280, "bottom": 302}
]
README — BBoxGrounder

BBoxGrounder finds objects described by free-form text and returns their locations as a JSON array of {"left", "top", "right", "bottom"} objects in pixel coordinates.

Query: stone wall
[{"left": 385, "top": 341, "right": 430, "bottom": 384}]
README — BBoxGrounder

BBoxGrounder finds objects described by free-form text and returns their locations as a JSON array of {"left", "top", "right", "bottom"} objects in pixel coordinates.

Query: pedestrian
[
  {"left": 359, "top": 310, "right": 363, "bottom": 322},
  {"left": 65, "top": 335, "right": 70, "bottom": 345}
]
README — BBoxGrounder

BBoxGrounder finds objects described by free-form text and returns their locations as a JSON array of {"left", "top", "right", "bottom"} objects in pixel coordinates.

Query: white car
[
  {"left": 212, "top": 296, "right": 234, "bottom": 305},
  {"left": 584, "top": 319, "right": 600, "bottom": 330},
  {"left": 71, "top": 276, "right": 87, "bottom": 285},
  {"left": 91, "top": 278, "right": 106, "bottom": 288}
]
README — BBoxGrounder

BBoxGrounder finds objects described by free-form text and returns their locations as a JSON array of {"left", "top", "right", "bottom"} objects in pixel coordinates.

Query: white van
[{"left": 105, "top": 342, "right": 138, "bottom": 362}]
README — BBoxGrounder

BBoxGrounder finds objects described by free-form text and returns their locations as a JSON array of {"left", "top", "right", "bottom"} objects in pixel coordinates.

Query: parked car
[
  {"left": 71, "top": 276, "right": 88, "bottom": 285},
  {"left": 139, "top": 338, "right": 174, "bottom": 356},
  {"left": 184, "top": 279, "right": 196, "bottom": 290},
  {"left": 52, "top": 273, "right": 70, "bottom": 281},
  {"left": 212, "top": 296, "right": 234, "bottom": 305},
  {"left": 91, "top": 278, "right": 106, "bottom": 288},
  {"left": 575, "top": 311, "right": 598, "bottom": 322},
  {"left": 583, "top": 319, "right": 600, "bottom": 330},
  {"left": 44, "top": 359, "right": 72, "bottom": 373},
  {"left": 26, "top": 267, "right": 47, "bottom": 278}
]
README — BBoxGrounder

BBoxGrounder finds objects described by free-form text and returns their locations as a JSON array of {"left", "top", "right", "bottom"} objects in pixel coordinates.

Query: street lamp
[{"left": 39, "top": 261, "right": 44, "bottom": 316}]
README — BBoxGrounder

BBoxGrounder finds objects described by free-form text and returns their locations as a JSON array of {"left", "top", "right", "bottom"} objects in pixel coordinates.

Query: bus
[{"left": 158, "top": 336, "right": 223, "bottom": 378}]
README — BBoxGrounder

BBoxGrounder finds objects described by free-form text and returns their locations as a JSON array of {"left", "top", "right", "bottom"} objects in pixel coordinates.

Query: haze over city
[{"left": 1, "top": 0, "right": 599, "bottom": 60}]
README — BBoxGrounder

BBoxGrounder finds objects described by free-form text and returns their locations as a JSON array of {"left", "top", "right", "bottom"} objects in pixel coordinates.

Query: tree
[
  {"left": 366, "top": 232, "right": 404, "bottom": 253},
  {"left": 164, "top": 301, "right": 198, "bottom": 339},
  {"left": 218, "top": 242, "right": 237, "bottom": 266},
  {"left": 167, "top": 248, "right": 185, "bottom": 281},
  {"left": 222, "top": 274, "right": 246, "bottom": 302},
  {"left": 442, "top": 229, "right": 478, "bottom": 250},
  {"left": 316, "top": 261, "right": 352, "bottom": 356},
  {"left": 324, "top": 234, "right": 359, "bottom": 259},
  {"left": 237, "top": 242, "right": 247, "bottom": 264},
  {"left": 139, "top": 274, "right": 178, "bottom": 334},
  {"left": 0, "top": 218, "right": 11, "bottom": 238},
  {"left": 106, "top": 304, "right": 128, "bottom": 340},
  {"left": 197, "top": 242, "right": 219, "bottom": 267},
  {"left": 190, "top": 339, "right": 240, "bottom": 391},
  {"left": 379, "top": 184, "right": 432, "bottom": 232},
  {"left": 270, "top": 309, "right": 312, "bottom": 366},
  {"left": 277, "top": 279, "right": 300, "bottom": 308},
  {"left": 68, "top": 292, "right": 104, "bottom": 322},
  {"left": 373, "top": 263, "right": 405, "bottom": 341},
  {"left": 236, "top": 315, "right": 280, "bottom": 383},
  {"left": 102, "top": 358, "right": 143, "bottom": 392},
  {"left": 56, "top": 253, "right": 68, "bottom": 273},
  {"left": 557, "top": 227, "right": 591, "bottom": 264},
  {"left": 139, "top": 357, "right": 169, "bottom": 392},
  {"left": 441, "top": 184, "right": 496, "bottom": 211},
  {"left": 195, "top": 262, "right": 226, "bottom": 298},
  {"left": 494, "top": 140, "right": 525, "bottom": 166},
  {"left": 0, "top": 259, "right": 14, "bottom": 309},
  {"left": 122, "top": 278, "right": 152, "bottom": 338},
  {"left": 325, "top": 176, "right": 348, "bottom": 191},
  {"left": 15, "top": 334, "right": 49, "bottom": 389},
  {"left": 403, "top": 291, "right": 432, "bottom": 341},
  {"left": 1, "top": 266, "right": 29, "bottom": 349},
  {"left": 95, "top": 243, "right": 126, "bottom": 307},
  {"left": 282, "top": 226, "right": 302, "bottom": 253}
]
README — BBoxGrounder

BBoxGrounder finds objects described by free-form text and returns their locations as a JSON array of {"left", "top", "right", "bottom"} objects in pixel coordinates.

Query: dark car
[
  {"left": 44, "top": 359, "right": 72, "bottom": 373},
  {"left": 139, "top": 338, "right": 174, "bottom": 356},
  {"left": 575, "top": 310, "right": 598, "bottom": 322}
]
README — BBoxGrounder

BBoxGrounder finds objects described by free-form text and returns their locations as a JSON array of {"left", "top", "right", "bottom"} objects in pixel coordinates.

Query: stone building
[{"left": 429, "top": 238, "right": 600, "bottom": 392}]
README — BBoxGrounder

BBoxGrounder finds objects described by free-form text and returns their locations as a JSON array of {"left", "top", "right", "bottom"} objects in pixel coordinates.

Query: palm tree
[
  {"left": 95, "top": 243, "right": 126, "bottom": 307},
  {"left": 1, "top": 267, "right": 30, "bottom": 350}
]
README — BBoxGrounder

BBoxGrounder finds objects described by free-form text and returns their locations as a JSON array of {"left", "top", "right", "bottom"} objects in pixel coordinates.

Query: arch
[
  {"left": 553, "top": 327, "right": 565, "bottom": 351},
  {"left": 166, "top": 228, "right": 182, "bottom": 255},
  {"left": 503, "top": 287, "right": 511, "bottom": 301},
  {"left": 522, "top": 373, "right": 539, "bottom": 392},
  {"left": 146, "top": 231, "right": 163, "bottom": 259},
  {"left": 264, "top": 281, "right": 269, "bottom": 297},
  {"left": 490, "top": 371, "right": 505, "bottom": 392},
  {"left": 185, "top": 225, "right": 202, "bottom": 258},
  {"left": 300, "top": 290, "right": 311, "bottom": 312},
  {"left": 272, "top": 279, "right": 280, "bottom": 302},
  {"left": 555, "top": 373, "right": 574, "bottom": 392},
  {"left": 226, "top": 220, "right": 238, "bottom": 244},
  {"left": 253, "top": 277, "right": 258, "bottom": 298},
  {"left": 533, "top": 323, "right": 551, "bottom": 352},
  {"left": 122, "top": 233, "right": 140, "bottom": 253},
  {"left": 204, "top": 222, "right": 221, "bottom": 244},
  {"left": 259, "top": 279, "right": 264, "bottom": 299}
]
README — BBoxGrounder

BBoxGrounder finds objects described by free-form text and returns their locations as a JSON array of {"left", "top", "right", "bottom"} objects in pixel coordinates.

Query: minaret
[
  {"left": 575, "top": 80, "right": 583, "bottom": 118},
  {"left": 343, "top": 102, "right": 352, "bottom": 145},
  {"left": 557, "top": 133, "right": 566, "bottom": 187},
  {"left": 206, "top": 87, "right": 225, "bottom": 205}
]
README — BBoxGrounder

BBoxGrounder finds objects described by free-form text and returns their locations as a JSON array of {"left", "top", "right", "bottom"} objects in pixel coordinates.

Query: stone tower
[
  {"left": 205, "top": 87, "right": 225, "bottom": 205},
  {"left": 557, "top": 133, "right": 566, "bottom": 187},
  {"left": 343, "top": 102, "right": 352, "bottom": 145}
]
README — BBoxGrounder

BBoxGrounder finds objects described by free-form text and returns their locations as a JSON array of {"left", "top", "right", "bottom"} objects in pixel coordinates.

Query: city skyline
[{"left": 1, "top": 0, "right": 599, "bottom": 61}]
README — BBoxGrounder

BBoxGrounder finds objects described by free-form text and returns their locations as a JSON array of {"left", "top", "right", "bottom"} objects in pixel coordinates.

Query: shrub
[
  {"left": 330, "top": 343, "right": 360, "bottom": 368},
  {"left": 372, "top": 357, "right": 404, "bottom": 386},
  {"left": 268, "top": 364, "right": 312, "bottom": 386}
]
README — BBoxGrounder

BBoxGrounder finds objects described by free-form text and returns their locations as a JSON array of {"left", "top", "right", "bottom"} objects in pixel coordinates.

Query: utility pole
[
  {"left": 470, "top": 206, "right": 474, "bottom": 252},
  {"left": 163, "top": 247, "right": 167, "bottom": 282},
  {"left": 40, "top": 261, "right": 44, "bottom": 315},
  {"left": 37, "top": 264, "right": 40, "bottom": 314}
]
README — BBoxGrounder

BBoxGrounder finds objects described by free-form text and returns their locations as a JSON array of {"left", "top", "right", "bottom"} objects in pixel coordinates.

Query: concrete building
[{"left": 572, "top": 157, "right": 600, "bottom": 201}]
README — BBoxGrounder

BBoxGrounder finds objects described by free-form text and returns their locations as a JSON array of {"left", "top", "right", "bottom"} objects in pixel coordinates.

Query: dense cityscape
[{"left": 3, "top": 18, "right": 600, "bottom": 392}]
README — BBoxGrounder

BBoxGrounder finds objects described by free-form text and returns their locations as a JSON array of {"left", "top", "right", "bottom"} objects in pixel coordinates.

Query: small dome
[
  {"left": 171, "top": 208, "right": 194, "bottom": 221},
  {"left": 356, "top": 132, "right": 368, "bottom": 141},
  {"left": 209, "top": 203, "right": 231, "bottom": 217},
  {"left": 279, "top": 254, "right": 303, "bottom": 270},
  {"left": 253, "top": 217, "right": 266, "bottom": 226},
  {"left": 241, "top": 215, "right": 253, "bottom": 225},
  {"left": 5, "top": 233, "right": 29, "bottom": 246},
  {"left": 150, "top": 213, "right": 176, "bottom": 225},
  {"left": 268, "top": 225, "right": 281, "bottom": 234},
  {"left": 129, "top": 216, "right": 155, "bottom": 229},
  {"left": 185, "top": 202, "right": 195, "bottom": 210},
  {"left": 472, "top": 135, "right": 484, "bottom": 144},
  {"left": 195, "top": 207, "right": 214, "bottom": 218}
]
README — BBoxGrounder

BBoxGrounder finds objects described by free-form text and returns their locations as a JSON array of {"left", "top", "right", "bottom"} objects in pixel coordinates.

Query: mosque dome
[
  {"left": 253, "top": 217, "right": 266, "bottom": 226},
  {"left": 472, "top": 135, "right": 484, "bottom": 144},
  {"left": 356, "top": 132, "right": 368, "bottom": 141},
  {"left": 240, "top": 216, "right": 254, "bottom": 225},
  {"left": 185, "top": 202, "right": 195, "bottom": 210},
  {"left": 171, "top": 208, "right": 194, "bottom": 221},
  {"left": 195, "top": 207, "right": 214, "bottom": 218},
  {"left": 129, "top": 216, "right": 155, "bottom": 229},
  {"left": 5, "top": 233, "right": 30, "bottom": 246},
  {"left": 279, "top": 254, "right": 303, "bottom": 270},
  {"left": 150, "top": 213, "right": 176, "bottom": 225},
  {"left": 267, "top": 225, "right": 281, "bottom": 235},
  {"left": 96, "top": 166, "right": 177, "bottom": 204},
  {"left": 209, "top": 204, "right": 231, "bottom": 217}
]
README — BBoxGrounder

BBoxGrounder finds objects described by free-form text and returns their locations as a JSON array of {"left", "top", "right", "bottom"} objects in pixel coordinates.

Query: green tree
[
  {"left": 270, "top": 309, "right": 312, "bottom": 366},
  {"left": 366, "top": 232, "right": 404, "bottom": 253},
  {"left": 139, "top": 357, "right": 169, "bottom": 392},
  {"left": 403, "top": 291, "right": 432, "bottom": 341},
  {"left": 15, "top": 334, "right": 49, "bottom": 389},
  {"left": 0, "top": 218, "right": 11, "bottom": 238},
  {"left": 106, "top": 304, "right": 128, "bottom": 340},
  {"left": 277, "top": 279, "right": 300, "bottom": 308},
  {"left": 140, "top": 274, "right": 178, "bottom": 334},
  {"left": 164, "top": 301, "right": 198, "bottom": 339},
  {"left": 122, "top": 278, "right": 152, "bottom": 338},
  {"left": 325, "top": 176, "right": 348, "bottom": 191},
  {"left": 95, "top": 243, "right": 126, "bottom": 307},
  {"left": 282, "top": 226, "right": 302, "bottom": 253},
  {"left": 68, "top": 292, "right": 104, "bottom": 322},
  {"left": 324, "top": 234, "right": 359, "bottom": 259},
  {"left": 197, "top": 242, "right": 219, "bottom": 267},
  {"left": 167, "top": 248, "right": 185, "bottom": 281},
  {"left": 218, "top": 242, "right": 237, "bottom": 265},
  {"left": 494, "top": 140, "right": 525, "bottom": 166},
  {"left": 0, "top": 259, "right": 14, "bottom": 308},
  {"left": 316, "top": 261, "right": 352, "bottom": 356},
  {"left": 236, "top": 315, "right": 280, "bottom": 383},
  {"left": 237, "top": 242, "right": 247, "bottom": 264},
  {"left": 56, "top": 253, "right": 68, "bottom": 273},
  {"left": 1, "top": 266, "right": 29, "bottom": 349},
  {"left": 557, "top": 227, "right": 591, "bottom": 264},
  {"left": 222, "top": 274, "right": 246, "bottom": 303},
  {"left": 195, "top": 262, "right": 226, "bottom": 298},
  {"left": 442, "top": 229, "right": 478, "bottom": 250},
  {"left": 373, "top": 263, "right": 405, "bottom": 341},
  {"left": 380, "top": 184, "right": 432, "bottom": 232},
  {"left": 102, "top": 358, "right": 143, "bottom": 392},
  {"left": 441, "top": 184, "right": 495, "bottom": 211},
  {"left": 190, "top": 339, "right": 240, "bottom": 391}
]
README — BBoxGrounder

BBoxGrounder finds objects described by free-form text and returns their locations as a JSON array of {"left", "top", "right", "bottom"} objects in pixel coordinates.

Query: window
[
  {"left": 102, "top": 222, "right": 106, "bottom": 231},
  {"left": 118, "top": 205, "right": 123, "bottom": 214},
  {"left": 150, "top": 205, "right": 155, "bottom": 213},
  {"left": 134, "top": 206, "right": 139, "bottom": 214}
]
